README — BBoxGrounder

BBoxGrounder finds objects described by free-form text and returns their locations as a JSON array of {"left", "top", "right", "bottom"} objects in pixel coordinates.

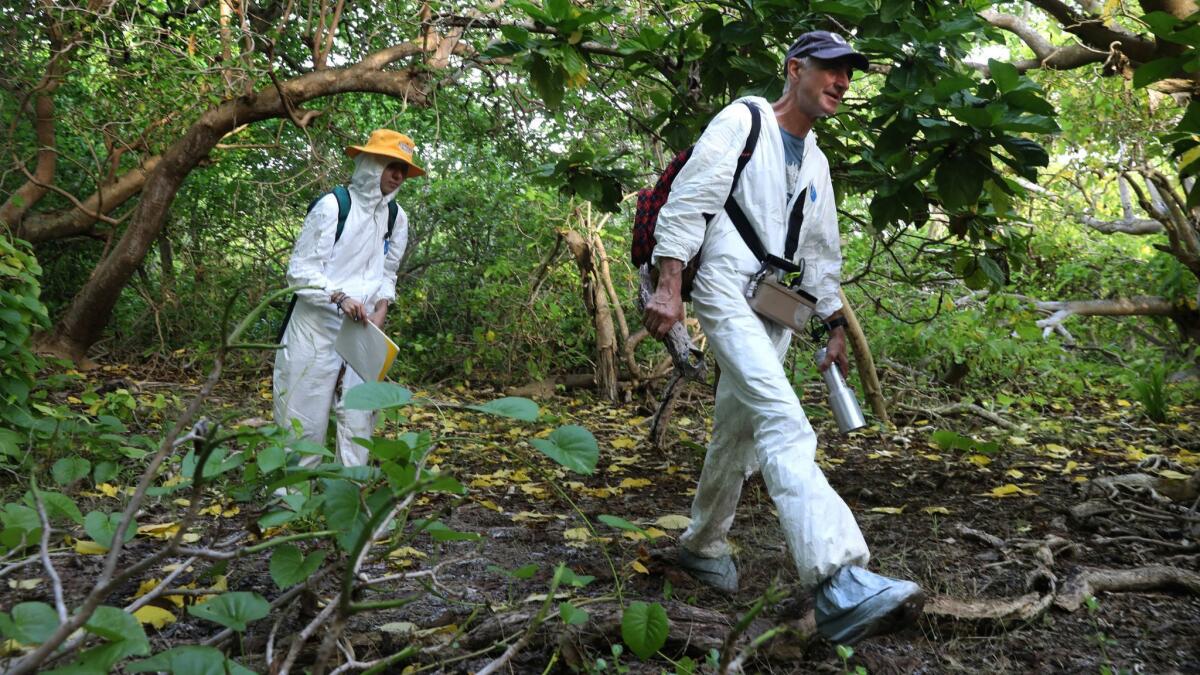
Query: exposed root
[{"left": 1055, "top": 566, "right": 1200, "bottom": 612}]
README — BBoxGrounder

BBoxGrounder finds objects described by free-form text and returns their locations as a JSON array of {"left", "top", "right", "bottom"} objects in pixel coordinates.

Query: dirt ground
[{"left": 5, "top": 371, "right": 1199, "bottom": 674}]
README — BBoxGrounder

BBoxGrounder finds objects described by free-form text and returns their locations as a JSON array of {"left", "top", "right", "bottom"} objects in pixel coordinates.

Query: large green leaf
[
  {"left": 128, "top": 646, "right": 256, "bottom": 675},
  {"left": 620, "top": 601, "right": 669, "bottom": 659},
  {"left": 187, "top": 592, "right": 269, "bottom": 631},
  {"left": 342, "top": 382, "right": 413, "bottom": 411},
  {"left": 559, "top": 602, "right": 590, "bottom": 626},
  {"left": 35, "top": 490, "right": 84, "bottom": 525},
  {"left": 529, "top": 425, "right": 598, "bottom": 474},
  {"left": 468, "top": 396, "right": 540, "bottom": 421},
  {"left": 84, "top": 511, "right": 136, "bottom": 548},
  {"left": 52, "top": 456, "right": 91, "bottom": 485},
  {"left": 269, "top": 543, "right": 328, "bottom": 589},
  {"left": 322, "top": 479, "right": 367, "bottom": 551},
  {"left": 935, "top": 153, "right": 985, "bottom": 210},
  {"left": 1, "top": 601, "right": 59, "bottom": 645}
]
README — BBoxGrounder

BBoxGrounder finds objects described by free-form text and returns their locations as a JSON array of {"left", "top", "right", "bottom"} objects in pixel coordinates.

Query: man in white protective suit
[
  {"left": 642, "top": 32, "right": 924, "bottom": 644},
  {"left": 273, "top": 129, "right": 424, "bottom": 468}
]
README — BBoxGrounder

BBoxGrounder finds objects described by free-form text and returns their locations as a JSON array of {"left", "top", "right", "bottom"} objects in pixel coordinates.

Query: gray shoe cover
[
  {"left": 677, "top": 547, "right": 738, "bottom": 593},
  {"left": 814, "top": 566, "right": 924, "bottom": 644}
]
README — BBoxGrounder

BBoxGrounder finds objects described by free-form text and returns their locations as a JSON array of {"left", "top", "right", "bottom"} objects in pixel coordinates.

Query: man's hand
[
  {"left": 643, "top": 258, "right": 686, "bottom": 339},
  {"left": 819, "top": 324, "right": 850, "bottom": 377},
  {"left": 340, "top": 297, "right": 367, "bottom": 322},
  {"left": 368, "top": 301, "right": 388, "bottom": 329}
]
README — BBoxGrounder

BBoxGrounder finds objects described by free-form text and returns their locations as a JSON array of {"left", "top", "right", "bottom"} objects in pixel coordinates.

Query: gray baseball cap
[{"left": 785, "top": 31, "right": 870, "bottom": 71}]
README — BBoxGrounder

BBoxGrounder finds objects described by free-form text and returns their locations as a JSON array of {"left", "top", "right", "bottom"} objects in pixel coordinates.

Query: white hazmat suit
[
  {"left": 273, "top": 153, "right": 409, "bottom": 467},
  {"left": 652, "top": 96, "right": 870, "bottom": 590}
]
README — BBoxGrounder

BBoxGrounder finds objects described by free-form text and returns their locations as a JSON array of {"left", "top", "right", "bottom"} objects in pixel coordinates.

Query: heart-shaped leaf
[
  {"left": 186, "top": 592, "right": 269, "bottom": 631},
  {"left": 621, "top": 601, "right": 669, "bottom": 659},
  {"left": 529, "top": 425, "right": 598, "bottom": 475}
]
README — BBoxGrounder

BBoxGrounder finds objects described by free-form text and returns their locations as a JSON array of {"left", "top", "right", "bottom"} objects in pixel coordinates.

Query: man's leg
[
  {"left": 273, "top": 304, "right": 340, "bottom": 469},
  {"left": 679, "top": 375, "right": 756, "bottom": 559},
  {"left": 692, "top": 271, "right": 868, "bottom": 589}
]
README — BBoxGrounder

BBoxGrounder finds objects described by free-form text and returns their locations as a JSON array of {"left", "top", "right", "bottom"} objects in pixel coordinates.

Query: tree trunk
[
  {"left": 838, "top": 289, "right": 889, "bottom": 425},
  {"left": 1, "top": 70, "right": 60, "bottom": 229},
  {"left": 562, "top": 229, "right": 619, "bottom": 401},
  {"left": 35, "top": 43, "right": 436, "bottom": 362}
]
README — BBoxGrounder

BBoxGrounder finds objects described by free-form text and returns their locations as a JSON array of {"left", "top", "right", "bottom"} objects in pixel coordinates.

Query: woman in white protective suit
[
  {"left": 273, "top": 129, "right": 424, "bottom": 467},
  {"left": 643, "top": 32, "right": 924, "bottom": 644}
]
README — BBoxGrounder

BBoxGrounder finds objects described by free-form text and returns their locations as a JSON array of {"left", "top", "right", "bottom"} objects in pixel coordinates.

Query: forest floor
[{"left": 6, "top": 364, "right": 1200, "bottom": 674}]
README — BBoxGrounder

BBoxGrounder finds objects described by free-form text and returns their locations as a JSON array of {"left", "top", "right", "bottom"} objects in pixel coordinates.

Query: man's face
[
  {"left": 380, "top": 161, "right": 408, "bottom": 194},
  {"left": 788, "top": 57, "right": 853, "bottom": 119}
]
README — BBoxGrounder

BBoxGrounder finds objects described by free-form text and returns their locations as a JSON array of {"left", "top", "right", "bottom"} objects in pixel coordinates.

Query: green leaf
[
  {"left": 598, "top": 514, "right": 645, "bottom": 534},
  {"left": 52, "top": 456, "right": 91, "bottom": 485},
  {"left": 414, "top": 519, "right": 481, "bottom": 542},
  {"left": 620, "top": 601, "right": 669, "bottom": 659},
  {"left": 557, "top": 565, "right": 595, "bottom": 587},
  {"left": 489, "top": 563, "right": 538, "bottom": 579},
  {"left": 559, "top": 601, "right": 590, "bottom": 626},
  {"left": 322, "top": 479, "right": 366, "bottom": 551},
  {"left": 128, "top": 646, "right": 256, "bottom": 675},
  {"left": 257, "top": 445, "right": 286, "bottom": 473},
  {"left": 529, "top": 425, "right": 598, "bottom": 474},
  {"left": 4, "top": 601, "right": 59, "bottom": 644},
  {"left": 1133, "top": 57, "right": 1184, "bottom": 88},
  {"left": 342, "top": 382, "right": 413, "bottom": 411},
  {"left": 469, "top": 396, "right": 540, "bottom": 421},
  {"left": 1015, "top": 323, "right": 1042, "bottom": 341},
  {"left": 987, "top": 59, "right": 1019, "bottom": 94},
  {"left": 186, "top": 592, "right": 269, "bottom": 631},
  {"left": 84, "top": 511, "right": 136, "bottom": 548},
  {"left": 269, "top": 544, "right": 328, "bottom": 589},
  {"left": 935, "top": 153, "right": 985, "bottom": 210},
  {"left": 36, "top": 490, "right": 84, "bottom": 525},
  {"left": 84, "top": 605, "right": 146, "bottom": 643},
  {"left": 93, "top": 461, "right": 119, "bottom": 484}
]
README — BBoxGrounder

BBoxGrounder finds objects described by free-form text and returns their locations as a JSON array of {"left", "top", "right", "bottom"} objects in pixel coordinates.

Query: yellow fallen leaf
[
  {"left": 138, "top": 522, "right": 181, "bottom": 540},
  {"left": 511, "top": 511, "right": 557, "bottom": 522},
  {"left": 97, "top": 483, "right": 120, "bottom": 498},
  {"left": 611, "top": 454, "right": 640, "bottom": 466},
  {"left": 1005, "top": 469, "right": 1024, "bottom": 479},
  {"left": 1116, "top": 399, "right": 1131, "bottom": 407},
  {"left": 967, "top": 455, "right": 992, "bottom": 467},
  {"left": 75, "top": 540, "right": 108, "bottom": 554},
  {"left": 630, "top": 560, "right": 649, "bottom": 574},
  {"left": 173, "top": 498, "right": 191, "bottom": 507},
  {"left": 611, "top": 437, "right": 638, "bottom": 450},
  {"left": 1042, "top": 443, "right": 1072, "bottom": 459},
  {"left": 619, "top": 478, "right": 651, "bottom": 489},
  {"left": 654, "top": 515, "right": 691, "bottom": 530},
  {"left": 622, "top": 527, "right": 667, "bottom": 541},
  {"left": 133, "top": 605, "right": 176, "bottom": 629},
  {"left": 7, "top": 578, "right": 42, "bottom": 590},
  {"left": 2, "top": 639, "right": 26, "bottom": 656},
  {"left": 921, "top": 454, "right": 942, "bottom": 461},
  {"left": 161, "top": 474, "right": 185, "bottom": 488},
  {"left": 519, "top": 484, "right": 548, "bottom": 498},
  {"left": 869, "top": 506, "right": 905, "bottom": 515},
  {"left": 585, "top": 487, "right": 616, "bottom": 498},
  {"left": 388, "top": 546, "right": 429, "bottom": 560},
  {"left": 1008, "top": 436, "right": 1029, "bottom": 446},
  {"left": 921, "top": 506, "right": 951, "bottom": 515},
  {"left": 981, "top": 483, "right": 1036, "bottom": 498},
  {"left": 1063, "top": 461, "right": 1078, "bottom": 473},
  {"left": 477, "top": 500, "right": 502, "bottom": 513},
  {"left": 1158, "top": 469, "right": 1192, "bottom": 481},
  {"left": 563, "top": 528, "right": 591, "bottom": 542}
]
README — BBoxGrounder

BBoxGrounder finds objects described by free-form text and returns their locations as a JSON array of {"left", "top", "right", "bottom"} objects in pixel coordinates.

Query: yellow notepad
[{"left": 334, "top": 316, "right": 399, "bottom": 382}]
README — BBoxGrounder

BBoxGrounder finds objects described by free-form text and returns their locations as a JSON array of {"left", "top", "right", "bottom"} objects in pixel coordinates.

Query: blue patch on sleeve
[{"left": 810, "top": 187, "right": 818, "bottom": 202}]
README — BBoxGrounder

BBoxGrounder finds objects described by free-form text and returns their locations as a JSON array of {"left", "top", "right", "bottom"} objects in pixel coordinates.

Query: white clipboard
[{"left": 334, "top": 316, "right": 399, "bottom": 382}]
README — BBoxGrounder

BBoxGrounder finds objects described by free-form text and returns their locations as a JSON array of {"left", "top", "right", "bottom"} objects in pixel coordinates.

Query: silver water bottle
[{"left": 815, "top": 347, "right": 867, "bottom": 433}]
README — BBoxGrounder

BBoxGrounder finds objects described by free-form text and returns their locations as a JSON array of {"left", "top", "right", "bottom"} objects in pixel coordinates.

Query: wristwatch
[{"left": 824, "top": 316, "right": 849, "bottom": 332}]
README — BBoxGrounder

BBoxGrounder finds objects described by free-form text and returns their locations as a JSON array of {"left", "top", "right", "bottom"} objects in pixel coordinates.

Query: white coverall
[
  {"left": 652, "top": 96, "right": 870, "bottom": 589},
  {"left": 273, "top": 154, "right": 409, "bottom": 467}
]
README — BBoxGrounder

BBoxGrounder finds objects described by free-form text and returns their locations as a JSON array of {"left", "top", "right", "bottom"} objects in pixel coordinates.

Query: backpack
[
  {"left": 630, "top": 100, "right": 762, "bottom": 298},
  {"left": 276, "top": 187, "right": 400, "bottom": 342}
]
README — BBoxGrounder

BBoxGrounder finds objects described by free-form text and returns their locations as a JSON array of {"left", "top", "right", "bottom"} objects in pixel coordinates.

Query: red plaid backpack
[{"left": 630, "top": 101, "right": 762, "bottom": 298}]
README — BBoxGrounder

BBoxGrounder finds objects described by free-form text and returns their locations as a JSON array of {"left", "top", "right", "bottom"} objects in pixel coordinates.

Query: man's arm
[{"left": 644, "top": 258, "right": 686, "bottom": 339}]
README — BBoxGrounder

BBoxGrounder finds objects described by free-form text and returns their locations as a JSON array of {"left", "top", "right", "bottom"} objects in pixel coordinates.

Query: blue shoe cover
[
  {"left": 814, "top": 566, "right": 924, "bottom": 644},
  {"left": 677, "top": 547, "right": 738, "bottom": 594}
]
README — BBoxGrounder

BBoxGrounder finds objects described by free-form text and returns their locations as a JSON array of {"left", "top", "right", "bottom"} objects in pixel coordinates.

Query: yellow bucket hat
[{"left": 346, "top": 129, "right": 426, "bottom": 178}]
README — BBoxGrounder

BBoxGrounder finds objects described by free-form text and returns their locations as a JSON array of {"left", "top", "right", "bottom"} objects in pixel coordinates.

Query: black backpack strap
[
  {"left": 723, "top": 102, "right": 804, "bottom": 274},
  {"left": 386, "top": 200, "right": 398, "bottom": 239},
  {"left": 784, "top": 187, "right": 807, "bottom": 262},
  {"left": 331, "top": 186, "right": 352, "bottom": 243}
]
